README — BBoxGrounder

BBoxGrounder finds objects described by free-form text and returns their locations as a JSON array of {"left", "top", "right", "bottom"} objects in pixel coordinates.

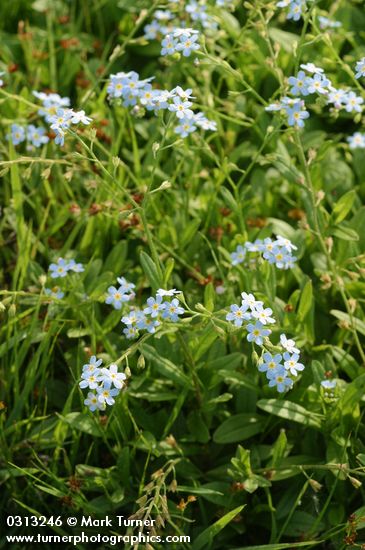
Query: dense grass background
[{"left": 1, "top": 0, "right": 365, "bottom": 548}]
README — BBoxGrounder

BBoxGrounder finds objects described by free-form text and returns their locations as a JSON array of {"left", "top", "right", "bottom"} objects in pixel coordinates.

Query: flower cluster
[
  {"left": 121, "top": 289, "right": 184, "bottom": 339},
  {"left": 226, "top": 292, "right": 305, "bottom": 392},
  {"left": 266, "top": 97, "right": 309, "bottom": 128},
  {"left": 7, "top": 123, "right": 49, "bottom": 148},
  {"left": 79, "top": 355, "right": 127, "bottom": 412},
  {"left": 276, "top": 0, "right": 311, "bottom": 21},
  {"left": 355, "top": 58, "right": 365, "bottom": 80},
  {"left": 161, "top": 28, "right": 200, "bottom": 58},
  {"left": 347, "top": 132, "right": 365, "bottom": 150},
  {"left": 105, "top": 276, "right": 136, "bottom": 310},
  {"left": 216, "top": 0, "right": 235, "bottom": 6},
  {"left": 318, "top": 16, "right": 341, "bottom": 30},
  {"left": 231, "top": 235, "right": 297, "bottom": 270},
  {"left": 143, "top": 1, "right": 218, "bottom": 47},
  {"left": 48, "top": 258, "right": 84, "bottom": 279},
  {"left": 33, "top": 91, "right": 92, "bottom": 146},
  {"left": 143, "top": 9, "right": 174, "bottom": 39},
  {"left": 107, "top": 73, "right": 216, "bottom": 138},
  {"left": 266, "top": 63, "right": 364, "bottom": 130},
  {"left": 44, "top": 286, "right": 64, "bottom": 299},
  {"left": 321, "top": 379, "right": 336, "bottom": 398}
]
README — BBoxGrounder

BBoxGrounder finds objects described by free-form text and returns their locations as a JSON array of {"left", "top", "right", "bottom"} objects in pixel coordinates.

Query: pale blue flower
[
  {"left": 44, "top": 286, "right": 64, "bottom": 299},
  {"left": 231, "top": 245, "right": 246, "bottom": 265},
  {"left": 194, "top": 112, "right": 217, "bottom": 130},
  {"left": 318, "top": 16, "right": 341, "bottom": 29},
  {"left": 144, "top": 20, "right": 163, "bottom": 40},
  {"left": 347, "top": 132, "right": 365, "bottom": 149},
  {"left": 70, "top": 110, "right": 92, "bottom": 125},
  {"left": 252, "top": 306, "right": 275, "bottom": 325},
  {"left": 67, "top": 259, "right": 84, "bottom": 273},
  {"left": 54, "top": 127, "right": 65, "bottom": 146},
  {"left": 121, "top": 310, "right": 139, "bottom": 325},
  {"left": 283, "top": 352, "right": 305, "bottom": 376},
  {"left": 161, "top": 34, "right": 178, "bottom": 56},
  {"left": 300, "top": 63, "right": 324, "bottom": 74},
  {"left": 169, "top": 97, "right": 194, "bottom": 119},
  {"left": 100, "top": 364, "right": 127, "bottom": 389},
  {"left": 327, "top": 88, "right": 347, "bottom": 108},
  {"left": 162, "top": 298, "right": 184, "bottom": 321},
  {"left": 117, "top": 276, "right": 136, "bottom": 293},
  {"left": 79, "top": 370, "right": 103, "bottom": 390},
  {"left": 273, "top": 235, "right": 297, "bottom": 253},
  {"left": 156, "top": 288, "right": 180, "bottom": 297},
  {"left": 49, "top": 108, "right": 73, "bottom": 130},
  {"left": 175, "top": 34, "right": 200, "bottom": 57},
  {"left": 241, "top": 292, "right": 263, "bottom": 311},
  {"left": 105, "top": 286, "right": 130, "bottom": 309},
  {"left": 259, "top": 352, "right": 283, "bottom": 377},
  {"left": 321, "top": 380, "right": 336, "bottom": 389},
  {"left": 245, "top": 239, "right": 263, "bottom": 252},
  {"left": 141, "top": 316, "right": 161, "bottom": 333},
  {"left": 144, "top": 295, "right": 164, "bottom": 318},
  {"left": 27, "top": 125, "right": 49, "bottom": 147},
  {"left": 286, "top": 106, "right": 310, "bottom": 127},
  {"left": 246, "top": 321, "right": 271, "bottom": 346},
  {"left": 123, "top": 326, "right": 138, "bottom": 339},
  {"left": 174, "top": 117, "right": 197, "bottom": 137},
  {"left": 344, "top": 91, "right": 364, "bottom": 113},
  {"left": 7, "top": 124, "right": 26, "bottom": 145},
  {"left": 226, "top": 303, "right": 251, "bottom": 327},
  {"left": 154, "top": 9, "right": 173, "bottom": 21},
  {"left": 280, "top": 334, "right": 300, "bottom": 354},
  {"left": 96, "top": 386, "right": 120, "bottom": 406},
  {"left": 287, "top": 0, "right": 306, "bottom": 21},
  {"left": 84, "top": 391, "right": 105, "bottom": 411},
  {"left": 355, "top": 57, "right": 365, "bottom": 79},
  {"left": 306, "top": 73, "right": 330, "bottom": 95},
  {"left": 288, "top": 71, "right": 310, "bottom": 96},
  {"left": 268, "top": 367, "right": 293, "bottom": 392},
  {"left": 49, "top": 258, "right": 69, "bottom": 278},
  {"left": 173, "top": 87, "right": 195, "bottom": 100}
]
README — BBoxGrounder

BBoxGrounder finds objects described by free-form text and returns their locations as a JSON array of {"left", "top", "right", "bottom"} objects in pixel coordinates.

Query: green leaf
[
  {"left": 204, "top": 282, "right": 215, "bottom": 312},
  {"left": 192, "top": 505, "right": 245, "bottom": 550},
  {"left": 163, "top": 257, "right": 175, "bottom": 287},
  {"left": 353, "top": 505, "right": 365, "bottom": 530},
  {"left": 331, "top": 225, "right": 359, "bottom": 241},
  {"left": 140, "top": 251, "right": 162, "bottom": 291},
  {"left": 257, "top": 400, "right": 323, "bottom": 429},
  {"left": 193, "top": 325, "right": 218, "bottom": 361},
  {"left": 67, "top": 328, "right": 91, "bottom": 338},
  {"left": 180, "top": 219, "right": 201, "bottom": 248},
  {"left": 176, "top": 486, "right": 224, "bottom": 497},
  {"left": 208, "top": 353, "right": 243, "bottom": 371},
  {"left": 297, "top": 278, "right": 313, "bottom": 322},
  {"left": 187, "top": 410, "right": 210, "bottom": 443},
  {"left": 213, "top": 414, "right": 264, "bottom": 443},
  {"left": 140, "top": 344, "right": 193, "bottom": 388},
  {"left": 332, "top": 190, "right": 356, "bottom": 223},
  {"left": 34, "top": 485, "right": 65, "bottom": 498},
  {"left": 269, "top": 429, "right": 287, "bottom": 468},
  {"left": 284, "top": 511, "right": 323, "bottom": 537},
  {"left": 330, "top": 310, "right": 365, "bottom": 336},
  {"left": 232, "top": 541, "right": 324, "bottom": 549},
  {"left": 268, "top": 28, "right": 298, "bottom": 52},
  {"left": 59, "top": 413, "right": 104, "bottom": 437},
  {"left": 104, "top": 241, "right": 128, "bottom": 274}
]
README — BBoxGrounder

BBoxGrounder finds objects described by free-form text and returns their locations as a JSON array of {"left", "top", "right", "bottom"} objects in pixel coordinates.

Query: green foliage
[{"left": 1, "top": 0, "right": 365, "bottom": 549}]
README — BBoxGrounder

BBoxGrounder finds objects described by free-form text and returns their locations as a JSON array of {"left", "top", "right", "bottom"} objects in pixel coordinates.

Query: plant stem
[{"left": 294, "top": 133, "right": 365, "bottom": 364}]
